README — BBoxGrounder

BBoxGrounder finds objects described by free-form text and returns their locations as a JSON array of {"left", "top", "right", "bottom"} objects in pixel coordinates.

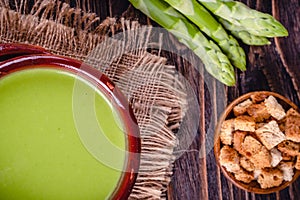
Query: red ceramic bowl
[{"left": 0, "top": 43, "right": 140, "bottom": 199}]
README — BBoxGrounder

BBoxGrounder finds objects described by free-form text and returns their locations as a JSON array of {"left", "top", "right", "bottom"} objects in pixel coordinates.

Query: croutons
[
  {"left": 233, "top": 131, "right": 248, "bottom": 154},
  {"left": 220, "top": 119, "right": 234, "bottom": 145},
  {"left": 246, "top": 103, "right": 270, "bottom": 122},
  {"left": 240, "top": 156, "right": 255, "bottom": 172},
  {"left": 219, "top": 93, "right": 300, "bottom": 189},
  {"left": 219, "top": 146, "right": 240, "bottom": 173},
  {"left": 241, "top": 136, "right": 271, "bottom": 169},
  {"left": 251, "top": 146, "right": 272, "bottom": 169},
  {"left": 257, "top": 169, "right": 283, "bottom": 189},
  {"left": 234, "top": 169, "right": 255, "bottom": 183},
  {"left": 264, "top": 95, "right": 286, "bottom": 120},
  {"left": 255, "top": 121, "right": 286, "bottom": 150},
  {"left": 277, "top": 140, "right": 300, "bottom": 156},
  {"left": 233, "top": 99, "right": 253, "bottom": 116},
  {"left": 250, "top": 93, "right": 269, "bottom": 103},
  {"left": 285, "top": 108, "right": 300, "bottom": 143},
  {"left": 234, "top": 115, "right": 255, "bottom": 132},
  {"left": 240, "top": 136, "right": 262, "bottom": 158}
]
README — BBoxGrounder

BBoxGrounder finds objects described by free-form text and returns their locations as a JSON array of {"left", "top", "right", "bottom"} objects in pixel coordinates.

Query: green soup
[{"left": 0, "top": 68, "right": 126, "bottom": 199}]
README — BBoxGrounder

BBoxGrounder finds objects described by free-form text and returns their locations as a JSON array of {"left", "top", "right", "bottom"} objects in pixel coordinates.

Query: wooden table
[{"left": 93, "top": 0, "right": 300, "bottom": 199}]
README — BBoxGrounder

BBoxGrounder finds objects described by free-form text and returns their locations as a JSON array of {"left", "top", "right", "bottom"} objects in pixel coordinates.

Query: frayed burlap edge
[{"left": 0, "top": 0, "right": 187, "bottom": 199}]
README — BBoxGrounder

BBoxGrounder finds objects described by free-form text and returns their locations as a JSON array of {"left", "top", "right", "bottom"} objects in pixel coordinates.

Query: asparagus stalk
[
  {"left": 163, "top": 0, "right": 246, "bottom": 71},
  {"left": 198, "top": 0, "right": 288, "bottom": 37},
  {"left": 219, "top": 18, "right": 271, "bottom": 45},
  {"left": 129, "top": 0, "right": 236, "bottom": 86}
]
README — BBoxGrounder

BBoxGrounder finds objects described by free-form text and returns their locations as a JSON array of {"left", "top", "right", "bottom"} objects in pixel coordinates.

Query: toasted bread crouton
[
  {"left": 233, "top": 99, "right": 253, "bottom": 116},
  {"left": 241, "top": 136, "right": 262, "bottom": 158},
  {"left": 219, "top": 146, "right": 240, "bottom": 173},
  {"left": 240, "top": 156, "right": 255, "bottom": 172},
  {"left": 246, "top": 103, "right": 271, "bottom": 122},
  {"left": 250, "top": 93, "right": 269, "bottom": 103},
  {"left": 234, "top": 169, "right": 255, "bottom": 183},
  {"left": 255, "top": 121, "right": 286, "bottom": 150},
  {"left": 257, "top": 168, "right": 283, "bottom": 189},
  {"left": 241, "top": 136, "right": 271, "bottom": 169},
  {"left": 278, "top": 161, "right": 295, "bottom": 181},
  {"left": 233, "top": 131, "right": 248, "bottom": 154},
  {"left": 270, "top": 148, "right": 282, "bottom": 167},
  {"left": 234, "top": 115, "right": 255, "bottom": 132},
  {"left": 251, "top": 146, "right": 272, "bottom": 169},
  {"left": 295, "top": 156, "right": 300, "bottom": 170},
  {"left": 220, "top": 119, "right": 234, "bottom": 145},
  {"left": 285, "top": 108, "right": 300, "bottom": 143},
  {"left": 277, "top": 140, "right": 300, "bottom": 157},
  {"left": 264, "top": 95, "right": 286, "bottom": 120}
]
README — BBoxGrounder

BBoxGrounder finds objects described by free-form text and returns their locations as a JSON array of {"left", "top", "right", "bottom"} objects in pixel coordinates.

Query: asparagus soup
[{"left": 0, "top": 68, "right": 126, "bottom": 199}]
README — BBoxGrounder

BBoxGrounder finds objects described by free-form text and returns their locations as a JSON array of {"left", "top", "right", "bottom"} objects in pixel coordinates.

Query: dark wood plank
[{"left": 273, "top": 0, "right": 300, "bottom": 101}]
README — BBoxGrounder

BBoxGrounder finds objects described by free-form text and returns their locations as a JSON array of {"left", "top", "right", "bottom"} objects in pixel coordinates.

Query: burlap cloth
[{"left": 0, "top": 0, "right": 187, "bottom": 199}]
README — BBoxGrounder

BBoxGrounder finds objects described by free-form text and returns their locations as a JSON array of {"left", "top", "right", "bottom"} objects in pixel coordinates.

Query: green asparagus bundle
[
  {"left": 163, "top": 0, "right": 246, "bottom": 70},
  {"left": 129, "top": 0, "right": 288, "bottom": 86},
  {"left": 199, "top": 0, "right": 288, "bottom": 44},
  {"left": 129, "top": 0, "right": 236, "bottom": 86}
]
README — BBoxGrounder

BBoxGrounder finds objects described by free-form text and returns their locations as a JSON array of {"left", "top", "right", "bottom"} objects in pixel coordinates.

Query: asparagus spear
[
  {"left": 219, "top": 18, "right": 271, "bottom": 45},
  {"left": 129, "top": 0, "right": 236, "bottom": 86},
  {"left": 163, "top": 0, "right": 246, "bottom": 71},
  {"left": 199, "top": 0, "right": 288, "bottom": 37}
]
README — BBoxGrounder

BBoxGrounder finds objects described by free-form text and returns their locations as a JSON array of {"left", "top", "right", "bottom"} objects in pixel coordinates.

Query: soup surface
[{"left": 0, "top": 68, "right": 126, "bottom": 199}]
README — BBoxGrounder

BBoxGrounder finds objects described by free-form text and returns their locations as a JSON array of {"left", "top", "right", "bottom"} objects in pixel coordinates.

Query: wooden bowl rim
[{"left": 214, "top": 91, "right": 300, "bottom": 194}]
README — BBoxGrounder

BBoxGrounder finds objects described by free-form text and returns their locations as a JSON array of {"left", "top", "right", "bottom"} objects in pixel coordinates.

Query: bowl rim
[
  {"left": 214, "top": 91, "right": 300, "bottom": 194},
  {"left": 0, "top": 44, "right": 141, "bottom": 199}
]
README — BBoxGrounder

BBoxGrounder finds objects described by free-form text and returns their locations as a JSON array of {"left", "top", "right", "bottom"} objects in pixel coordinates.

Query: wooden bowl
[
  {"left": 0, "top": 43, "right": 140, "bottom": 199},
  {"left": 214, "top": 91, "right": 300, "bottom": 194}
]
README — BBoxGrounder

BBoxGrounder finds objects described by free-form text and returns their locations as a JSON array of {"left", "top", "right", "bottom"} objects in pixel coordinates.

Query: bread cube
[
  {"left": 255, "top": 120, "right": 286, "bottom": 150},
  {"left": 285, "top": 108, "right": 300, "bottom": 143},
  {"left": 251, "top": 146, "right": 272, "bottom": 169},
  {"left": 233, "top": 99, "right": 253, "bottom": 116},
  {"left": 233, "top": 131, "right": 248, "bottom": 154},
  {"left": 240, "top": 156, "right": 255, "bottom": 172},
  {"left": 220, "top": 119, "right": 234, "bottom": 145},
  {"left": 277, "top": 140, "right": 300, "bottom": 157},
  {"left": 234, "top": 115, "right": 255, "bottom": 132},
  {"left": 250, "top": 93, "right": 269, "bottom": 103},
  {"left": 241, "top": 136, "right": 271, "bottom": 169},
  {"left": 257, "top": 168, "right": 283, "bottom": 189},
  {"left": 234, "top": 169, "right": 254, "bottom": 183},
  {"left": 219, "top": 146, "right": 240, "bottom": 173},
  {"left": 241, "top": 136, "right": 262, "bottom": 157},
  {"left": 246, "top": 103, "right": 270, "bottom": 122},
  {"left": 264, "top": 95, "right": 286, "bottom": 120}
]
